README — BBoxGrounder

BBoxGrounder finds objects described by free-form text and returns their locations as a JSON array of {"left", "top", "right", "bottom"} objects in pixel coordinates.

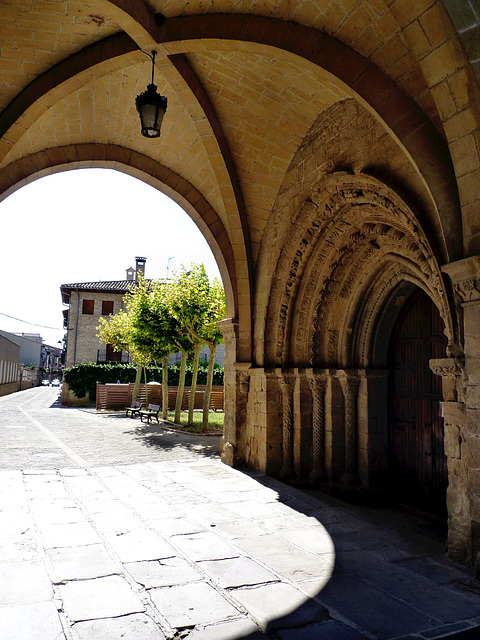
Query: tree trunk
[
  {"left": 143, "top": 366, "right": 149, "bottom": 407},
  {"left": 132, "top": 364, "right": 142, "bottom": 402},
  {"left": 162, "top": 356, "right": 168, "bottom": 420},
  {"left": 188, "top": 343, "right": 200, "bottom": 424},
  {"left": 174, "top": 351, "right": 187, "bottom": 423},
  {"left": 202, "top": 342, "right": 217, "bottom": 431}
]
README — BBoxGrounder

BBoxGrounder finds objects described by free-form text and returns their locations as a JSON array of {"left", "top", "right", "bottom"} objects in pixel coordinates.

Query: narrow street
[{"left": 1, "top": 387, "right": 480, "bottom": 640}]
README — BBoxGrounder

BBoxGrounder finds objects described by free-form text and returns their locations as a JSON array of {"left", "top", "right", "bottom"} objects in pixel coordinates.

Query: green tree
[
  {"left": 132, "top": 279, "right": 180, "bottom": 418},
  {"left": 97, "top": 306, "right": 149, "bottom": 402},
  {"left": 197, "top": 277, "right": 226, "bottom": 429},
  {"left": 169, "top": 264, "right": 226, "bottom": 426}
]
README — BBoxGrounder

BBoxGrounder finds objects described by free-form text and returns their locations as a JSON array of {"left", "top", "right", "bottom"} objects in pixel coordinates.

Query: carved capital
[
  {"left": 216, "top": 317, "right": 238, "bottom": 340},
  {"left": 430, "top": 358, "right": 463, "bottom": 378},
  {"left": 430, "top": 358, "right": 464, "bottom": 402},
  {"left": 442, "top": 257, "right": 480, "bottom": 302}
]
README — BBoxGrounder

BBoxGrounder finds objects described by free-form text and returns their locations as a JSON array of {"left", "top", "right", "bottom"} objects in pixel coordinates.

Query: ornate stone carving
[
  {"left": 307, "top": 371, "right": 327, "bottom": 480},
  {"left": 430, "top": 358, "right": 463, "bottom": 379},
  {"left": 336, "top": 370, "right": 360, "bottom": 481},
  {"left": 454, "top": 279, "right": 480, "bottom": 302},
  {"left": 278, "top": 371, "right": 296, "bottom": 478}
]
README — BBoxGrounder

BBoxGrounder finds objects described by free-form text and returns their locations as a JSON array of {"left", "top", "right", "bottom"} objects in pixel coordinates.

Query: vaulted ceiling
[{"left": 1, "top": 1, "right": 479, "bottom": 345}]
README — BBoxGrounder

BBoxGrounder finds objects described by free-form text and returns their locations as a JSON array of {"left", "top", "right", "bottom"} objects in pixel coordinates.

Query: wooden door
[{"left": 388, "top": 288, "right": 447, "bottom": 519}]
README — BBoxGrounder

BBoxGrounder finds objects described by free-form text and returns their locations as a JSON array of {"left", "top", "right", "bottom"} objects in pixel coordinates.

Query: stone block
[
  {"left": 150, "top": 581, "right": 240, "bottom": 628},
  {"left": 58, "top": 575, "right": 144, "bottom": 622},
  {"left": 198, "top": 556, "right": 279, "bottom": 589},
  {"left": 46, "top": 544, "right": 119, "bottom": 582},
  {"left": 125, "top": 556, "right": 203, "bottom": 588},
  {"left": 0, "top": 602, "right": 63, "bottom": 640},
  {"left": 463, "top": 435, "right": 480, "bottom": 468},
  {"left": 444, "top": 423, "right": 461, "bottom": 458},
  {"left": 0, "top": 559, "right": 53, "bottom": 606},
  {"left": 73, "top": 614, "right": 166, "bottom": 640},
  {"left": 231, "top": 582, "right": 321, "bottom": 631}
]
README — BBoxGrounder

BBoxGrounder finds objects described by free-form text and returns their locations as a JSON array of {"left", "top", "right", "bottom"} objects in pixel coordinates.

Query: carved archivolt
[{"left": 264, "top": 171, "right": 454, "bottom": 368}]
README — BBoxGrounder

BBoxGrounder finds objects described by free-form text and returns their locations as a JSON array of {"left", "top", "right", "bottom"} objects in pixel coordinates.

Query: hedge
[{"left": 63, "top": 362, "right": 224, "bottom": 399}]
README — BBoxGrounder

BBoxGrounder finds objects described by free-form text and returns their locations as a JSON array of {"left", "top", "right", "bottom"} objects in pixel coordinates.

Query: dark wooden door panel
[{"left": 388, "top": 289, "right": 447, "bottom": 519}]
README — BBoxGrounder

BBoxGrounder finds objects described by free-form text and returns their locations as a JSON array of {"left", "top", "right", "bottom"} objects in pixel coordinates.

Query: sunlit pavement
[{"left": 1, "top": 387, "right": 480, "bottom": 640}]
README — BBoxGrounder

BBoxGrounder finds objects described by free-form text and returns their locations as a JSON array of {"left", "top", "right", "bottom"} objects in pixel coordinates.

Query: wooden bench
[
  {"left": 139, "top": 403, "right": 161, "bottom": 424},
  {"left": 125, "top": 400, "right": 143, "bottom": 418}
]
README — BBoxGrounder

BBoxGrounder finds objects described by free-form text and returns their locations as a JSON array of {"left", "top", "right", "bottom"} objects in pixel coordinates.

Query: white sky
[{"left": 0, "top": 168, "right": 221, "bottom": 348}]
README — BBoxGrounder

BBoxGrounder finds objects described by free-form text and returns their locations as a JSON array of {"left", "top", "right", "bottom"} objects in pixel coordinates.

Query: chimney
[
  {"left": 135, "top": 257, "right": 146, "bottom": 281},
  {"left": 126, "top": 267, "right": 135, "bottom": 281}
]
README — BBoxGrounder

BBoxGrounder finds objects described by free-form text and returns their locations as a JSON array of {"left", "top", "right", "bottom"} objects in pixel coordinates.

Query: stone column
[
  {"left": 217, "top": 318, "right": 249, "bottom": 468},
  {"left": 307, "top": 370, "right": 327, "bottom": 481},
  {"left": 442, "top": 256, "right": 480, "bottom": 568},
  {"left": 278, "top": 370, "right": 296, "bottom": 479},
  {"left": 430, "top": 358, "right": 467, "bottom": 563},
  {"left": 337, "top": 370, "right": 360, "bottom": 485}
]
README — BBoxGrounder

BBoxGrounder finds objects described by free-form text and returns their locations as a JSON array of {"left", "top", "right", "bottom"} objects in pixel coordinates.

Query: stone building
[
  {"left": 1, "top": 1, "right": 480, "bottom": 569},
  {"left": 60, "top": 257, "right": 147, "bottom": 368},
  {"left": 0, "top": 332, "right": 20, "bottom": 397}
]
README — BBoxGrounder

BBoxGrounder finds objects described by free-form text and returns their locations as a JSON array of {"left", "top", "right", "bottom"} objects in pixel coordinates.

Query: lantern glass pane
[{"left": 140, "top": 103, "right": 159, "bottom": 136}]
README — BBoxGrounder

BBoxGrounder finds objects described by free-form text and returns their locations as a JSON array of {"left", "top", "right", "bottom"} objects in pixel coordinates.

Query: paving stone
[
  {"left": 37, "top": 521, "right": 102, "bottom": 548},
  {"left": 133, "top": 500, "right": 183, "bottom": 520},
  {"left": 0, "top": 508, "right": 33, "bottom": 537},
  {"left": 396, "top": 555, "right": 476, "bottom": 586},
  {"left": 170, "top": 530, "right": 241, "bottom": 561},
  {"left": 198, "top": 556, "right": 280, "bottom": 588},
  {"left": 125, "top": 556, "right": 204, "bottom": 588},
  {"left": 58, "top": 575, "right": 145, "bottom": 622},
  {"left": 0, "top": 559, "right": 53, "bottom": 605},
  {"left": 277, "top": 525, "right": 336, "bottom": 555},
  {"left": 230, "top": 582, "right": 317, "bottom": 631},
  {"left": 103, "top": 528, "right": 177, "bottom": 562},
  {"left": 214, "top": 519, "right": 269, "bottom": 540},
  {"left": 149, "top": 581, "right": 241, "bottom": 628},
  {"left": 31, "top": 505, "right": 86, "bottom": 525},
  {"left": 89, "top": 509, "right": 144, "bottom": 532},
  {"left": 0, "top": 532, "right": 40, "bottom": 562},
  {"left": 148, "top": 516, "right": 206, "bottom": 537},
  {"left": 224, "top": 499, "right": 280, "bottom": 520},
  {"left": 316, "top": 572, "right": 438, "bottom": 638},
  {"left": 277, "top": 620, "right": 368, "bottom": 639},
  {"left": 72, "top": 613, "right": 166, "bottom": 640},
  {"left": 236, "top": 536, "right": 333, "bottom": 582},
  {"left": 189, "top": 618, "right": 262, "bottom": 639},
  {"left": 46, "top": 544, "right": 119, "bottom": 581},
  {"left": 176, "top": 501, "right": 239, "bottom": 524},
  {"left": 0, "top": 601, "right": 64, "bottom": 640},
  {"left": 336, "top": 549, "right": 480, "bottom": 622}
]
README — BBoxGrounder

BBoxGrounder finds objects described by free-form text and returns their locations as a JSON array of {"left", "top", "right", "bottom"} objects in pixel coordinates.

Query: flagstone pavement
[{"left": 1, "top": 387, "right": 480, "bottom": 640}]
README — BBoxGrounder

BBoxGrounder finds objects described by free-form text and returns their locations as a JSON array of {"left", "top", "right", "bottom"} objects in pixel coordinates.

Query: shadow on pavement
[{"left": 115, "top": 416, "right": 220, "bottom": 459}]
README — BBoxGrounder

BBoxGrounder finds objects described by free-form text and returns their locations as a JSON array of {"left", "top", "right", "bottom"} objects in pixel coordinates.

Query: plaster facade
[{"left": 1, "top": 0, "right": 480, "bottom": 570}]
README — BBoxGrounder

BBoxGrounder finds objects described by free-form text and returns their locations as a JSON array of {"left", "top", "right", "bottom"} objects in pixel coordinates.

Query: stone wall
[{"left": 65, "top": 291, "right": 126, "bottom": 368}]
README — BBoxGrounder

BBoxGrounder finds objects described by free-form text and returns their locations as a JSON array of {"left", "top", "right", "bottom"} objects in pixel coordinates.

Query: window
[
  {"left": 106, "top": 344, "right": 122, "bottom": 362},
  {"left": 102, "top": 300, "right": 114, "bottom": 315},
  {"left": 82, "top": 299, "right": 94, "bottom": 315}
]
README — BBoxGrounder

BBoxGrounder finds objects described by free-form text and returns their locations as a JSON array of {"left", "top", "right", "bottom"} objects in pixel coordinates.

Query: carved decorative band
[{"left": 429, "top": 358, "right": 462, "bottom": 378}]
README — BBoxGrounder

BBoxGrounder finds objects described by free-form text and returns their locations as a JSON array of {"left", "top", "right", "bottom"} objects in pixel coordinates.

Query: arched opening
[{"left": 387, "top": 288, "right": 448, "bottom": 520}]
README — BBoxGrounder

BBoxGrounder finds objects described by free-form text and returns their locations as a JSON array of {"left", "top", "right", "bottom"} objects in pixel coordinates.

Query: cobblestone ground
[{"left": 1, "top": 387, "right": 480, "bottom": 640}]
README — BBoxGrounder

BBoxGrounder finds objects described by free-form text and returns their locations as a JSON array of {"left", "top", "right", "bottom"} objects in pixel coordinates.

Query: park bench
[
  {"left": 125, "top": 400, "right": 143, "bottom": 418},
  {"left": 139, "top": 403, "right": 161, "bottom": 424}
]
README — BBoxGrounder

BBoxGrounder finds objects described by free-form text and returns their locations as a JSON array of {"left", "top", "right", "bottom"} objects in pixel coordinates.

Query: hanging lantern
[{"left": 135, "top": 50, "right": 167, "bottom": 138}]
